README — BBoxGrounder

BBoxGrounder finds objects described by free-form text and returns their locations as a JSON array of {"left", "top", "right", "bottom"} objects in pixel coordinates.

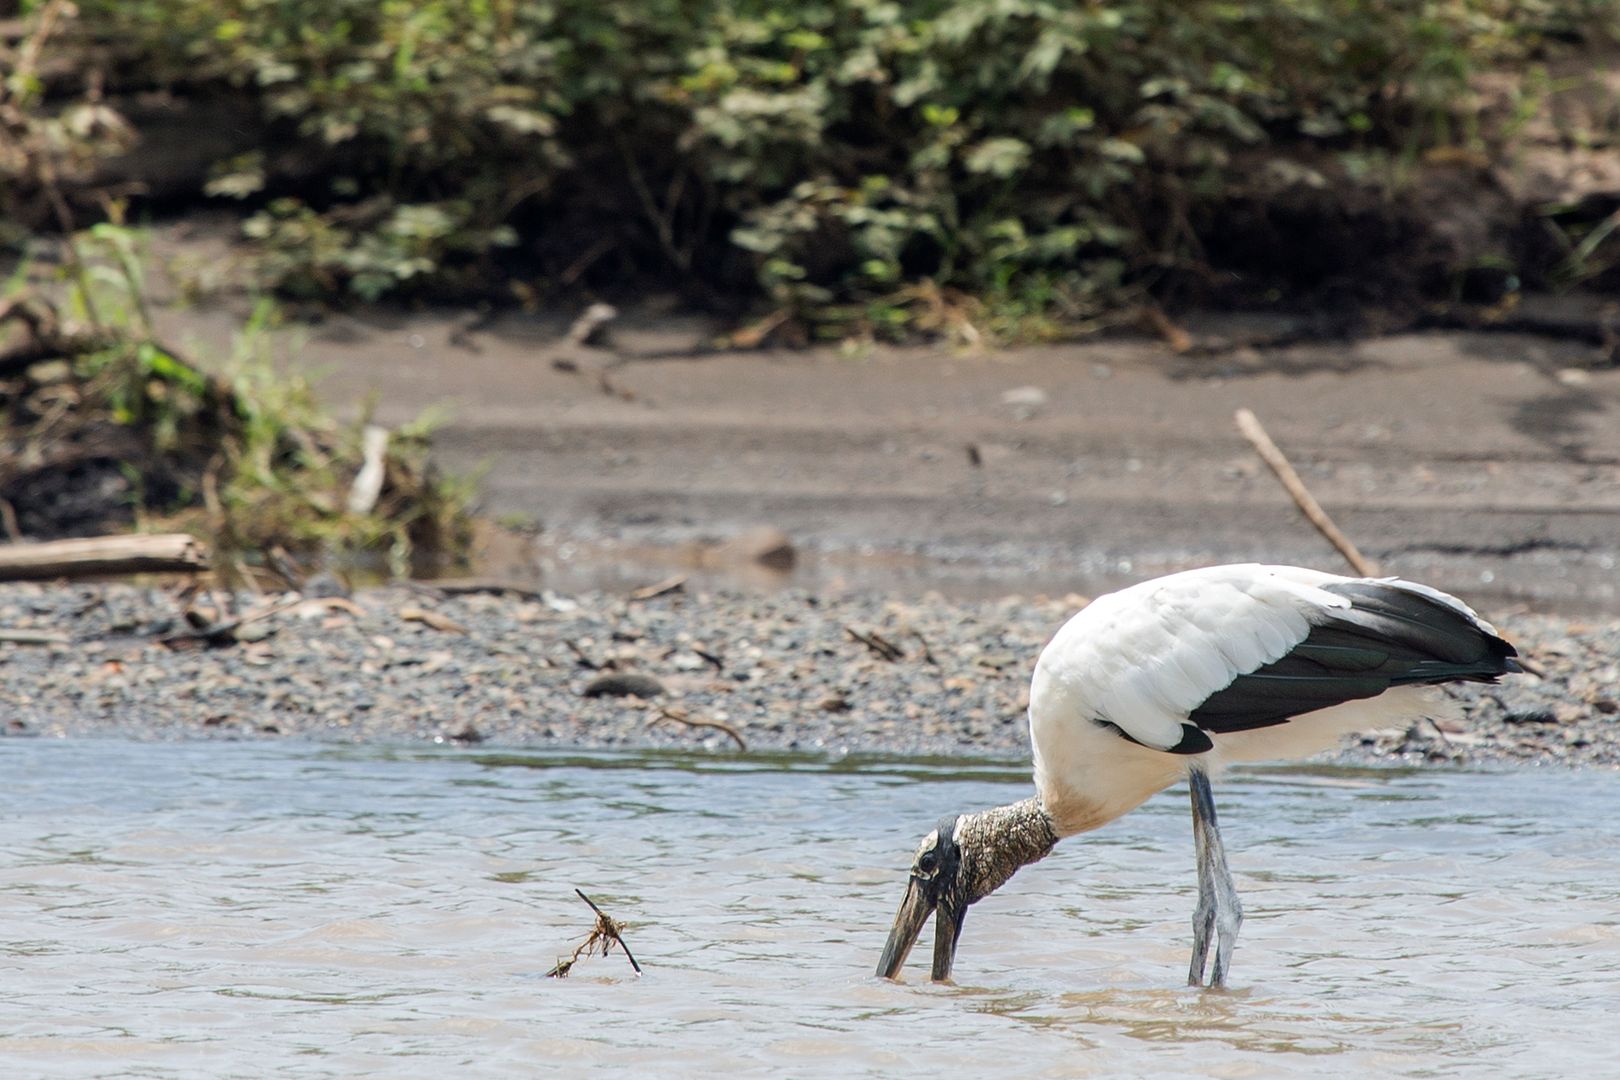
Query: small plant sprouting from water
[{"left": 547, "top": 889, "right": 642, "bottom": 979}]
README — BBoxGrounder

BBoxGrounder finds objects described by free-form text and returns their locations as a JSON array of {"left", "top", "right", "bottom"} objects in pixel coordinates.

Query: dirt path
[{"left": 157, "top": 303, "right": 1620, "bottom": 613}]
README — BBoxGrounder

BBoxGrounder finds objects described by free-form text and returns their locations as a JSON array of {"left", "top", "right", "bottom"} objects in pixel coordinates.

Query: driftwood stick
[
  {"left": 0, "top": 628, "right": 70, "bottom": 645},
  {"left": 0, "top": 533, "right": 210, "bottom": 582},
  {"left": 845, "top": 625, "right": 905, "bottom": 662},
  {"left": 628, "top": 574, "right": 686, "bottom": 601},
  {"left": 1234, "top": 409, "right": 1380, "bottom": 578},
  {"left": 346, "top": 424, "right": 390, "bottom": 515},
  {"left": 547, "top": 888, "right": 642, "bottom": 977},
  {"left": 656, "top": 706, "right": 748, "bottom": 751},
  {"left": 573, "top": 889, "right": 641, "bottom": 974}
]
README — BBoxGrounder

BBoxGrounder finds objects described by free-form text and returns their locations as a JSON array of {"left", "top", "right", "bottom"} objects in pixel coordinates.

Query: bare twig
[
  {"left": 845, "top": 625, "right": 905, "bottom": 662},
  {"left": 1143, "top": 304, "right": 1193, "bottom": 353},
  {"left": 562, "top": 638, "right": 604, "bottom": 671},
  {"left": 911, "top": 629, "right": 938, "bottom": 666},
  {"left": 613, "top": 132, "right": 690, "bottom": 274},
  {"left": 409, "top": 578, "right": 547, "bottom": 602},
  {"left": 558, "top": 237, "right": 616, "bottom": 286},
  {"left": 725, "top": 308, "right": 790, "bottom": 350},
  {"left": 628, "top": 575, "right": 686, "bottom": 601},
  {"left": 547, "top": 889, "right": 642, "bottom": 978},
  {"left": 1234, "top": 408, "right": 1380, "bottom": 577},
  {"left": 654, "top": 705, "right": 747, "bottom": 751},
  {"left": 0, "top": 628, "right": 70, "bottom": 645}
]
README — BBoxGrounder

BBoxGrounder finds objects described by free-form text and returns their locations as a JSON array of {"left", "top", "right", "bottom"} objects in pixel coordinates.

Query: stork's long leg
[{"left": 1187, "top": 767, "right": 1243, "bottom": 988}]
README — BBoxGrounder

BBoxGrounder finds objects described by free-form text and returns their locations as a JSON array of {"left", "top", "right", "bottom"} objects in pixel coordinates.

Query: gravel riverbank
[{"left": 1, "top": 580, "right": 1615, "bottom": 767}]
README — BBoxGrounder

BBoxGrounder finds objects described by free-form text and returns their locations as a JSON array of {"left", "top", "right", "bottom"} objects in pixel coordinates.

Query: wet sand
[{"left": 155, "top": 299, "right": 1620, "bottom": 614}]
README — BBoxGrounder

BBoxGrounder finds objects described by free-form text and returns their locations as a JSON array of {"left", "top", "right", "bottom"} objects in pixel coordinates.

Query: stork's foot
[
  {"left": 1188, "top": 891, "right": 1242, "bottom": 988},
  {"left": 1206, "top": 895, "right": 1243, "bottom": 988},
  {"left": 1188, "top": 896, "right": 1214, "bottom": 986},
  {"left": 1187, "top": 767, "right": 1243, "bottom": 989}
]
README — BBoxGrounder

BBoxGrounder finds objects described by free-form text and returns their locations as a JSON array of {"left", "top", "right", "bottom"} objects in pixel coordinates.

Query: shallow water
[{"left": 2, "top": 741, "right": 1617, "bottom": 1078}]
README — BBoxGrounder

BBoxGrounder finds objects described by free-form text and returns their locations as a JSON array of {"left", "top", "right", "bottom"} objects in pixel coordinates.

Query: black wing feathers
[{"left": 1187, "top": 581, "right": 1519, "bottom": 735}]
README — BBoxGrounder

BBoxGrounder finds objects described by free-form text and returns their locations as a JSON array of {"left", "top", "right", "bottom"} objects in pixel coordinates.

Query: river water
[{"left": 2, "top": 740, "right": 1617, "bottom": 1078}]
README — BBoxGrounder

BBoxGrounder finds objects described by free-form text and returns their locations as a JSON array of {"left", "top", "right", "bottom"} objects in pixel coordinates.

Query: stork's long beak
[
  {"left": 877, "top": 878, "right": 966, "bottom": 982},
  {"left": 877, "top": 876, "right": 933, "bottom": 979},
  {"left": 930, "top": 897, "right": 966, "bottom": 982}
]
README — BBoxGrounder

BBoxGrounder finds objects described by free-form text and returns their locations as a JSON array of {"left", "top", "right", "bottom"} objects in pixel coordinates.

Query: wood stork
[{"left": 876, "top": 564, "right": 1521, "bottom": 988}]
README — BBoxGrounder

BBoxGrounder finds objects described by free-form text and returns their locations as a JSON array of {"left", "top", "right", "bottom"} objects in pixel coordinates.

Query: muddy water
[{"left": 2, "top": 741, "right": 1617, "bottom": 1078}]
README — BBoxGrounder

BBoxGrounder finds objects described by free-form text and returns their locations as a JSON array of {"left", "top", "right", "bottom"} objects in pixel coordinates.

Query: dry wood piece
[
  {"left": 628, "top": 574, "right": 686, "bottom": 601},
  {"left": 547, "top": 889, "right": 642, "bottom": 978},
  {"left": 0, "top": 533, "right": 210, "bottom": 582},
  {"left": 845, "top": 625, "right": 905, "bottom": 662},
  {"left": 413, "top": 578, "right": 546, "bottom": 601},
  {"left": 654, "top": 705, "right": 747, "bottom": 751},
  {"left": 565, "top": 303, "right": 619, "bottom": 348},
  {"left": 399, "top": 605, "right": 469, "bottom": 634},
  {"left": 346, "top": 424, "right": 390, "bottom": 515},
  {"left": 1233, "top": 408, "right": 1380, "bottom": 578},
  {"left": 0, "top": 627, "right": 69, "bottom": 645}
]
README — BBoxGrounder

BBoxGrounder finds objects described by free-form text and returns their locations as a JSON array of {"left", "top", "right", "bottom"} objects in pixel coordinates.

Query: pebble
[
  {"left": 0, "top": 582, "right": 1616, "bottom": 767},
  {"left": 582, "top": 672, "right": 666, "bottom": 699}
]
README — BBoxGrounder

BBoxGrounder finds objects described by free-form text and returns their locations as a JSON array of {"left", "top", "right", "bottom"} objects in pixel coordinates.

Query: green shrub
[{"left": 58, "top": 0, "right": 1620, "bottom": 334}]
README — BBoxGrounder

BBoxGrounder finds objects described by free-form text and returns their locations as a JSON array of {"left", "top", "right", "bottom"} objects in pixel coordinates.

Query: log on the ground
[{"left": 0, "top": 533, "right": 210, "bottom": 581}]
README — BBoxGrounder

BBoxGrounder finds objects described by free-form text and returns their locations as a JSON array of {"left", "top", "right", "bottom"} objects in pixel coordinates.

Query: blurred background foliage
[{"left": 5, "top": 0, "right": 1619, "bottom": 338}]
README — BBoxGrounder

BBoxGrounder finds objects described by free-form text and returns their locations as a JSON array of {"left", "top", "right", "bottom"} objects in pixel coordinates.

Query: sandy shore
[{"left": 2, "top": 580, "right": 1614, "bottom": 767}]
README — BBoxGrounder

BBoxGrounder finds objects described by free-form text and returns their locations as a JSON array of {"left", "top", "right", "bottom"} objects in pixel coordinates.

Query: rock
[
  {"left": 1552, "top": 701, "right": 1586, "bottom": 725},
  {"left": 1501, "top": 707, "right": 1557, "bottom": 725},
  {"left": 714, "top": 526, "right": 796, "bottom": 570},
  {"left": 582, "top": 672, "right": 665, "bottom": 699},
  {"left": 1000, "top": 385, "right": 1048, "bottom": 407}
]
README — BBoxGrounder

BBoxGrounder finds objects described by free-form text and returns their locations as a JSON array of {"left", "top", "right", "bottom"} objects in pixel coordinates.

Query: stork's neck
[{"left": 957, "top": 797, "right": 1060, "bottom": 902}]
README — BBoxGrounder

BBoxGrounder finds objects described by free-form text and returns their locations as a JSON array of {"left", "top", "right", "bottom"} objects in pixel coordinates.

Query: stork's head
[
  {"left": 876, "top": 799, "right": 1060, "bottom": 983},
  {"left": 876, "top": 814, "right": 974, "bottom": 982}
]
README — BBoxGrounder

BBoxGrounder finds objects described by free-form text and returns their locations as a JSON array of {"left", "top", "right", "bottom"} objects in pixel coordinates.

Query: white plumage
[
  {"left": 878, "top": 563, "right": 1521, "bottom": 986},
  {"left": 1028, "top": 564, "right": 1502, "bottom": 836}
]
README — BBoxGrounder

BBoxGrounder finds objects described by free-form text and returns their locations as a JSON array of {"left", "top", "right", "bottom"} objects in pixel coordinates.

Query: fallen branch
[
  {"left": 655, "top": 705, "right": 748, "bottom": 751},
  {"left": 562, "top": 638, "right": 604, "bottom": 671},
  {"left": 628, "top": 574, "right": 686, "bottom": 601},
  {"left": 409, "top": 578, "right": 546, "bottom": 602},
  {"left": 399, "top": 605, "right": 468, "bottom": 634},
  {"left": 0, "top": 533, "right": 210, "bottom": 582},
  {"left": 910, "top": 629, "right": 938, "bottom": 666},
  {"left": 845, "top": 625, "right": 906, "bottom": 662},
  {"left": 346, "top": 425, "right": 390, "bottom": 515},
  {"left": 1234, "top": 408, "right": 1380, "bottom": 577},
  {"left": 547, "top": 888, "right": 642, "bottom": 978},
  {"left": 0, "top": 627, "right": 70, "bottom": 645},
  {"left": 566, "top": 303, "right": 619, "bottom": 348}
]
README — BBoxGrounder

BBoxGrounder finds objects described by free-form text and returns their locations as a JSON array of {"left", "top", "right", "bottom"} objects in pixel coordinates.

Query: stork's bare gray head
[
  {"left": 876, "top": 814, "right": 972, "bottom": 982},
  {"left": 876, "top": 799, "right": 1061, "bottom": 983}
]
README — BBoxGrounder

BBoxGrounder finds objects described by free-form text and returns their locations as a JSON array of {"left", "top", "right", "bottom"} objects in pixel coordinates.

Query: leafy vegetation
[
  {"left": 11, "top": 0, "right": 1620, "bottom": 336},
  {"left": 1, "top": 223, "right": 473, "bottom": 576}
]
